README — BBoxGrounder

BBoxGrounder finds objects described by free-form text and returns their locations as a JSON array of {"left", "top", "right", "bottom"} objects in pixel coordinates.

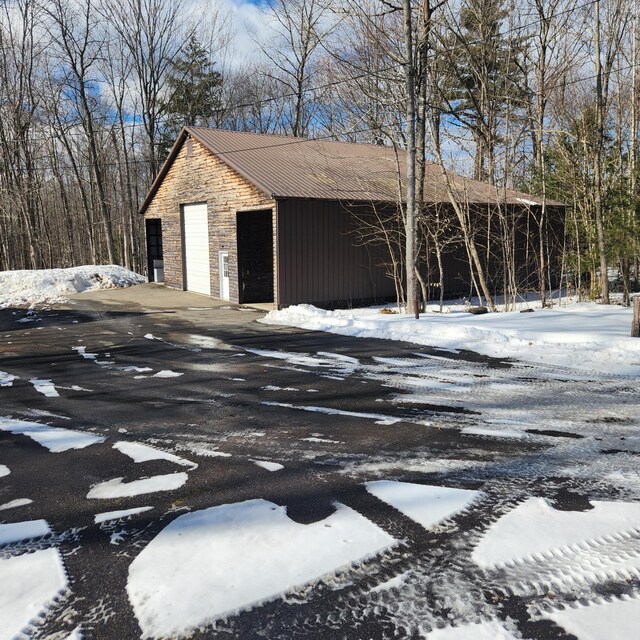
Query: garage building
[{"left": 140, "top": 127, "right": 557, "bottom": 308}]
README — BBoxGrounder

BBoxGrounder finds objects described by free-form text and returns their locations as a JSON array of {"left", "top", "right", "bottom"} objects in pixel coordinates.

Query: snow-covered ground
[
  {"left": 0, "top": 265, "right": 144, "bottom": 308},
  {"left": 261, "top": 299, "right": 640, "bottom": 376}
]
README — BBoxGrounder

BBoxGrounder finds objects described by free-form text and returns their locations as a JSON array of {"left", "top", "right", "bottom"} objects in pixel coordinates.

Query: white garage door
[{"left": 183, "top": 204, "right": 211, "bottom": 295}]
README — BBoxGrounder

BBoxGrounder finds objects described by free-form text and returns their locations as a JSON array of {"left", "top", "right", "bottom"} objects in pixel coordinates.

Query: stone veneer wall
[{"left": 143, "top": 136, "right": 276, "bottom": 303}]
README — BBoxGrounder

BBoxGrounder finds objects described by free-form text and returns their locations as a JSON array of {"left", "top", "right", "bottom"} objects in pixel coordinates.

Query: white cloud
[{"left": 193, "top": 0, "right": 270, "bottom": 69}]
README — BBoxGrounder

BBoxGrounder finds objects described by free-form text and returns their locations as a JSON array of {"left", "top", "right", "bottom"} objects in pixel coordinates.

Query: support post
[{"left": 632, "top": 296, "right": 640, "bottom": 338}]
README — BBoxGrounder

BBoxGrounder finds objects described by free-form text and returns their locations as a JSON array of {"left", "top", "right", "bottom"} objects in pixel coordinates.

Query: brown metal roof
[{"left": 140, "top": 127, "right": 560, "bottom": 214}]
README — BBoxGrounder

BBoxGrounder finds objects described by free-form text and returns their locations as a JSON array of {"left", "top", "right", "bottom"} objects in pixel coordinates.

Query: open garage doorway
[{"left": 237, "top": 210, "right": 274, "bottom": 304}]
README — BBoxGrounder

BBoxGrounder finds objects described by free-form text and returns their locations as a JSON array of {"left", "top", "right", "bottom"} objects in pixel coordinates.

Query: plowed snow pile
[
  {"left": 261, "top": 301, "right": 640, "bottom": 376},
  {"left": 0, "top": 265, "right": 145, "bottom": 308}
]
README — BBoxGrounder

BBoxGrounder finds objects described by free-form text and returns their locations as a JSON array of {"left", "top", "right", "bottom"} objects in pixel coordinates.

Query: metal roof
[{"left": 140, "top": 127, "right": 560, "bottom": 214}]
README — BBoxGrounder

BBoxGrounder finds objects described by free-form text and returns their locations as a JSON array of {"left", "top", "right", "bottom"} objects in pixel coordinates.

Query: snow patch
[
  {"left": 187, "top": 334, "right": 235, "bottom": 350},
  {"left": 113, "top": 441, "right": 197, "bottom": 469},
  {"left": 0, "top": 371, "right": 17, "bottom": 387},
  {"left": 0, "top": 417, "right": 104, "bottom": 452},
  {"left": 0, "top": 464, "right": 8, "bottom": 478},
  {"left": 29, "top": 378, "right": 59, "bottom": 398},
  {"left": 95, "top": 506, "right": 154, "bottom": 524},
  {"left": 251, "top": 460, "right": 284, "bottom": 472},
  {"left": 425, "top": 619, "right": 520, "bottom": 639},
  {"left": 301, "top": 436, "right": 342, "bottom": 444},
  {"left": 72, "top": 346, "right": 98, "bottom": 360},
  {"left": 0, "top": 499, "right": 33, "bottom": 512},
  {"left": 262, "top": 401, "right": 402, "bottom": 425},
  {"left": 152, "top": 370, "right": 183, "bottom": 378},
  {"left": 127, "top": 499, "right": 396, "bottom": 637},
  {"left": 0, "top": 548, "right": 68, "bottom": 640},
  {"left": 461, "top": 426, "right": 526, "bottom": 439},
  {"left": 473, "top": 497, "right": 640, "bottom": 568},
  {"left": 541, "top": 595, "right": 640, "bottom": 640},
  {"left": 366, "top": 481, "right": 483, "bottom": 530},
  {"left": 0, "top": 520, "right": 51, "bottom": 546},
  {"left": 87, "top": 473, "right": 189, "bottom": 499}
]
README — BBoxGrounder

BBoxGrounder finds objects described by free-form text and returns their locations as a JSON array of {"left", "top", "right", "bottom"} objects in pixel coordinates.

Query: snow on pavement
[
  {"left": 127, "top": 499, "right": 396, "bottom": 637},
  {"left": 245, "top": 348, "right": 358, "bottom": 375},
  {"left": 0, "top": 464, "right": 8, "bottom": 478},
  {"left": 541, "top": 595, "right": 640, "bottom": 640},
  {"left": 0, "top": 417, "right": 105, "bottom": 452},
  {"left": 29, "top": 378, "right": 60, "bottom": 398},
  {"left": 151, "top": 370, "right": 183, "bottom": 378},
  {"left": 261, "top": 302, "right": 640, "bottom": 376},
  {"left": 425, "top": 619, "right": 520, "bottom": 639},
  {"left": 94, "top": 506, "right": 154, "bottom": 524},
  {"left": 0, "top": 520, "right": 51, "bottom": 546},
  {"left": 0, "top": 265, "right": 144, "bottom": 308},
  {"left": 87, "top": 473, "right": 189, "bottom": 499},
  {"left": 0, "top": 548, "right": 68, "bottom": 640},
  {"left": 251, "top": 459, "right": 284, "bottom": 472},
  {"left": 0, "top": 499, "right": 33, "bottom": 511},
  {"left": 472, "top": 497, "right": 640, "bottom": 568},
  {"left": 113, "top": 441, "right": 197, "bottom": 469},
  {"left": 262, "top": 401, "right": 404, "bottom": 426},
  {"left": 366, "top": 481, "right": 483, "bottom": 530},
  {"left": 0, "top": 371, "right": 17, "bottom": 387}
]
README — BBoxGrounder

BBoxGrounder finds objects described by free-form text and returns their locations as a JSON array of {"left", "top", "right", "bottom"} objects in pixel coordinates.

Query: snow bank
[
  {"left": 261, "top": 302, "right": 640, "bottom": 376},
  {"left": 0, "top": 265, "right": 145, "bottom": 308}
]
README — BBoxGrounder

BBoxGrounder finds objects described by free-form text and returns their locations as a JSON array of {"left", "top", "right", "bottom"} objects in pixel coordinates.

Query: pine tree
[
  {"left": 444, "top": 0, "right": 524, "bottom": 183},
  {"left": 159, "top": 36, "right": 222, "bottom": 155}
]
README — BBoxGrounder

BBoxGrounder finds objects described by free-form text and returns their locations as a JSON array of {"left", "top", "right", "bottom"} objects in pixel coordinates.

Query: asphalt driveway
[{"left": 1, "top": 285, "right": 639, "bottom": 640}]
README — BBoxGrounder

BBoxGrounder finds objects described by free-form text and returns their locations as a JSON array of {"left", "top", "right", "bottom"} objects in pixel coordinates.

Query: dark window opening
[
  {"left": 146, "top": 219, "right": 163, "bottom": 282},
  {"left": 237, "top": 210, "right": 274, "bottom": 304}
]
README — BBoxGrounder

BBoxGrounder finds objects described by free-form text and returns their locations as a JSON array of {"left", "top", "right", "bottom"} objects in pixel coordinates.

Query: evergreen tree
[
  {"left": 443, "top": 0, "right": 524, "bottom": 183},
  {"left": 159, "top": 36, "right": 222, "bottom": 155}
]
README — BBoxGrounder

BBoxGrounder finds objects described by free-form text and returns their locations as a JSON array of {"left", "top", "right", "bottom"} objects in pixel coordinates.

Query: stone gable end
[{"left": 143, "top": 136, "right": 276, "bottom": 301}]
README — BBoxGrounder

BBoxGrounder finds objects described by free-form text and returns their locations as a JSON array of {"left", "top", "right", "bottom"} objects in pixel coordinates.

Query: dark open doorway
[
  {"left": 145, "top": 219, "right": 163, "bottom": 282},
  {"left": 237, "top": 210, "right": 274, "bottom": 304}
]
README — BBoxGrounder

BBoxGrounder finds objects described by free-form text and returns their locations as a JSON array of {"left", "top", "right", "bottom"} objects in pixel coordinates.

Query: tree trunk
[{"left": 402, "top": 0, "right": 418, "bottom": 318}]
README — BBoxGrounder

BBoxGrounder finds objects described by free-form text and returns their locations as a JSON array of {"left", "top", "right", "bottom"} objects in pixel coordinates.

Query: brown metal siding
[{"left": 277, "top": 199, "right": 397, "bottom": 308}]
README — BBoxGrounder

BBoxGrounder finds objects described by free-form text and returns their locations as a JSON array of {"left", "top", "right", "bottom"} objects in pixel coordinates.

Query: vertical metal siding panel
[
  {"left": 284, "top": 204, "right": 293, "bottom": 306},
  {"left": 338, "top": 203, "right": 344, "bottom": 302},
  {"left": 316, "top": 201, "right": 322, "bottom": 303},
  {"left": 291, "top": 202, "right": 297, "bottom": 304},
  {"left": 328, "top": 202, "right": 334, "bottom": 302},
  {"left": 294, "top": 203, "right": 300, "bottom": 304},
  {"left": 314, "top": 201, "right": 320, "bottom": 303},
  {"left": 322, "top": 201, "right": 329, "bottom": 303},
  {"left": 340, "top": 205, "right": 347, "bottom": 301},
  {"left": 304, "top": 201, "right": 310, "bottom": 303}
]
